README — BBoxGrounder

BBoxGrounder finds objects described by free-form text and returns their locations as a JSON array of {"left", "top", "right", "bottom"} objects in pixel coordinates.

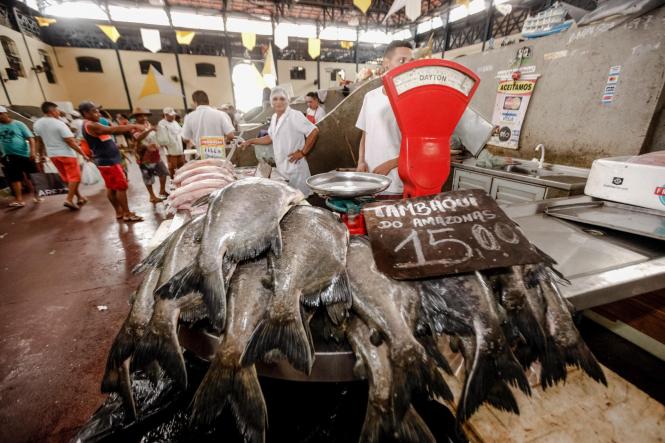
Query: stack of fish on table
[
  {"left": 166, "top": 158, "right": 237, "bottom": 213},
  {"left": 102, "top": 176, "right": 607, "bottom": 443}
]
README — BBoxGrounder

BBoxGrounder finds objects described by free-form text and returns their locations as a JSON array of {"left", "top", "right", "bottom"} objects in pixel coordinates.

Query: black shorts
[{"left": 1, "top": 154, "right": 38, "bottom": 183}]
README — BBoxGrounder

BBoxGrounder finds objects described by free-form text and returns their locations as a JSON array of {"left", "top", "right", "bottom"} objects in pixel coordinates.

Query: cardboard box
[{"left": 585, "top": 156, "right": 665, "bottom": 212}]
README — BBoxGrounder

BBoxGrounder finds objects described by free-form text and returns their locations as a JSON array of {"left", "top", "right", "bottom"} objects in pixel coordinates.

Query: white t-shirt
[
  {"left": 268, "top": 107, "right": 317, "bottom": 196},
  {"left": 306, "top": 106, "right": 326, "bottom": 124},
  {"left": 181, "top": 105, "right": 234, "bottom": 147},
  {"left": 355, "top": 86, "right": 402, "bottom": 194},
  {"left": 33, "top": 117, "right": 76, "bottom": 158},
  {"left": 157, "top": 119, "right": 183, "bottom": 155}
]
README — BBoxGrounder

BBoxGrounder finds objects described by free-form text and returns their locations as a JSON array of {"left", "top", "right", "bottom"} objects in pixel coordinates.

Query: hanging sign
[
  {"left": 489, "top": 74, "right": 539, "bottom": 150},
  {"left": 363, "top": 189, "right": 544, "bottom": 279},
  {"left": 198, "top": 136, "right": 227, "bottom": 159}
]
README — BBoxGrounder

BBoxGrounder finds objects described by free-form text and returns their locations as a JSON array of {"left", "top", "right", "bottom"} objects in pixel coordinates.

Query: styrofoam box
[{"left": 585, "top": 156, "right": 665, "bottom": 212}]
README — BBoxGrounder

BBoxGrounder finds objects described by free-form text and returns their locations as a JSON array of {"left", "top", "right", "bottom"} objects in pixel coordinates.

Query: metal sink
[{"left": 496, "top": 164, "right": 563, "bottom": 177}]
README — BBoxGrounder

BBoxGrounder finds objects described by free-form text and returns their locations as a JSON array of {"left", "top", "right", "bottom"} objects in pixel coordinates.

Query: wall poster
[{"left": 489, "top": 74, "right": 539, "bottom": 150}]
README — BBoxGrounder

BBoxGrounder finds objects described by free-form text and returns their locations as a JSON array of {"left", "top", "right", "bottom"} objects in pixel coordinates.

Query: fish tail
[
  {"left": 201, "top": 266, "right": 227, "bottom": 330},
  {"left": 325, "top": 301, "right": 350, "bottom": 325},
  {"left": 514, "top": 310, "right": 547, "bottom": 357},
  {"left": 241, "top": 310, "right": 313, "bottom": 375},
  {"left": 486, "top": 380, "right": 520, "bottom": 414},
  {"left": 540, "top": 336, "right": 568, "bottom": 389},
  {"left": 358, "top": 401, "right": 389, "bottom": 443},
  {"left": 418, "top": 335, "right": 453, "bottom": 375},
  {"left": 563, "top": 340, "right": 607, "bottom": 386},
  {"left": 191, "top": 361, "right": 267, "bottom": 443},
  {"left": 392, "top": 342, "right": 453, "bottom": 420},
  {"left": 101, "top": 325, "right": 136, "bottom": 393},
  {"left": 131, "top": 240, "right": 170, "bottom": 275},
  {"left": 397, "top": 407, "right": 436, "bottom": 443},
  {"left": 458, "top": 347, "right": 526, "bottom": 421},
  {"left": 133, "top": 309, "right": 187, "bottom": 390},
  {"left": 103, "top": 359, "right": 137, "bottom": 421}
]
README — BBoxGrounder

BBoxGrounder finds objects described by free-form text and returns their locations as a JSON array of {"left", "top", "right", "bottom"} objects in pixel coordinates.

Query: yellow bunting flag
[
  {"left": 340, "top": 40, "right": 354, "bottom": 49},
  {"left": 242, "top": 32, "right": 256, "bottom": 51},
  {"left": 139, "top": 65, "right": 180, "bottom": 99},
  {"left": 456, "top": 0, "right": 470, "bottom": 6},
  {"left": 175, "top": 30, "right": 196, "bottom": 45},
  {"left": 262, "top": 45, "right": 276, "bottom": 77},
  {"left": 97, "top": 24, "right": 120, "bottom": 43},
  {"left": 308, "top": 38, "right": 321, "bottom": 59},
  {"left": 36, "top": 17, "right": 56, "bottom": 27},
  {"left": 354, "top": 0, "right": 372, "bottom": 14}
]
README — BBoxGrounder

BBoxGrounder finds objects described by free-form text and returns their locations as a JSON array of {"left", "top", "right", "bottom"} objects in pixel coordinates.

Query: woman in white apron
[{"left": 241, "top": 87, "right": 319, "bottom": 196}]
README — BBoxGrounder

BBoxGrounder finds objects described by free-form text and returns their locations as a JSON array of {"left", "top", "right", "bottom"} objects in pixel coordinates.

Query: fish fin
[
  {"left": 105, "top": 359, "right": 137, "bottom": 422},
  {"left": 191, "top": 193, "right": 212, "bottom": 208},
  {"left": 191, "top": 362, "right": 267, "bottom": 443},
  {"left": 319, "top": 272, "right": 352, "bottom": 307},
  {"left": 229, "top": 231, "right": 276, "bottom": 263},
  {"left": 392, "top": 342, "right": 453, "bottom": 421},
  {"left": 179, "top": 298, "right": 208, "bottom": 323},
  {"left": 512, "top": 309, "right": 547, "bottom": 359},
  {"left": 398, "top": 407, "right": 436, "bottom": 443},
  {"left": 133, "top": 312, "right": 187, "bottom": 390},
  {"left": 486, "top": 380, "right": 520, "bottom": 415},
  {"left": 358, "top": 401, "right": 389, "bottom": 443},
  {"left": 131, "top": 239, "right": 170, "bottom": 275},
  {"left": 418, "top": 335, "right": 453, "bottom": 375},
  {"left": 325, "top": 302, "right": 349, "bottom": 326},
  {"left": 562, "top": 340, "right": 607, "bottom": 386},
  {"left": 300, "top": 304, "right": 316, "bottom": 358},
  {"left": 241, "top": 311, "right": 313, "bottom": 375},
  {"left": 155, "top": 261, "right": 202, "bottom": 300},
  {"left": 458, "top": 346, "right": 528, "bottom": 421},
  {"left": 540, "top": 336, "right": 568, "bottom": 390}
]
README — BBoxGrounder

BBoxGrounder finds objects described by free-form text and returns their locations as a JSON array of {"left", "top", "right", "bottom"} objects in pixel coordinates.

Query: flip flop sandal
[
  {"left": 63, "top": 202, "right": 79, "bottom": 211},
  {"left": 9, "top": 201, "right": 25, "bottom": 208},
  {"left": 123, "top": 214, "right": 144, "bottom": 222},
  {"left": 77, "top": 199, "right": 88, "bottom": 207},
  {"left": 33, "top": 197, "right": 44, "bottom": 203}
]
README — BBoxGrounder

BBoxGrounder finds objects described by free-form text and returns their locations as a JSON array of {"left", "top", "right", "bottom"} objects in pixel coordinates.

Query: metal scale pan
[{"left": 307, "top": 171, "right": 392, "bottom": 198}]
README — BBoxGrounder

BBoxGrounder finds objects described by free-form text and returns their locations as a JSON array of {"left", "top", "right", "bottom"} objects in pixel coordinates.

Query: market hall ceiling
[{"left": 137, "top": 0, "right": 449, "bottom": 27}]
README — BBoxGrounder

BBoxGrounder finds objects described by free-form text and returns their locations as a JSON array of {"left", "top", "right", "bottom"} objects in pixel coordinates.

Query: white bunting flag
[{"left": 140, "top": 28, "right": 161, "bottom": 53}]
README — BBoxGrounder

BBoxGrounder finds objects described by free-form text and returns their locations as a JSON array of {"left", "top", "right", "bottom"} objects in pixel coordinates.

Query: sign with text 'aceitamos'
[{"left": 363, "top": 189, "right": 544, "bottom": 279}]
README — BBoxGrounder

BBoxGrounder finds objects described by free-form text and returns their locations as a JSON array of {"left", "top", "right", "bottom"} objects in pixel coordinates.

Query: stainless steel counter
[
  {"left": 453, "top": 158, "right": 588, "bottom": 192},
  {"left": 503, "top": 195, "right": 665, "bottom": 310}
]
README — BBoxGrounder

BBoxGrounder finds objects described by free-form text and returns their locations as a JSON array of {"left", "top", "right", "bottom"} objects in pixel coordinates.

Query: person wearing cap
[
  {"left": 33, "top": 101, "right": 91, "bottom": 210},
  {"left": 240, "top": 86, "right": 319, "bottom": 196},
  {"left": 157, "top": 107, "right": 184, "bottom": 178},
  {"left": 79, "top": 101, "right": 145, "bottom": 222},
  {"left": 131, "top": 107, "right": 169, "bottom": 203},
  {"left": 0, "top": 105, "right": 40, "bottom": 207},
  {"left": 182, "top": 90, "right": 235, "bottom": 150}
]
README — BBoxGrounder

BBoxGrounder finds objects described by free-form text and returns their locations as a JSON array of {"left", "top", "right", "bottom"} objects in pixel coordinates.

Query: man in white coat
[{"left": 241, "top": 87, "right": 319, "bottom": 196}]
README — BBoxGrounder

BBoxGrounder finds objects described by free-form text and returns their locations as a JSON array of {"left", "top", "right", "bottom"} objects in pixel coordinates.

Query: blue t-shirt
[{"left": 0, "top": 120, "right": 33, "bottom": 157}]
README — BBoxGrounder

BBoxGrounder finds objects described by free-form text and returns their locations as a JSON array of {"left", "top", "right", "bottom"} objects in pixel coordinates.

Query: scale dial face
[{"left": 392, "top": 65, "right": 476, "bottom": 96}]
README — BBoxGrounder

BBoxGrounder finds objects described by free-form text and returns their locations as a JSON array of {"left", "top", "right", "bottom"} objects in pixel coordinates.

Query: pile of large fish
[
  {"left": 102, "top": 177, "right": 607, "bottom": 442},
  {"left": 166, "top": 159, "right": 236, "bottom": 213}
]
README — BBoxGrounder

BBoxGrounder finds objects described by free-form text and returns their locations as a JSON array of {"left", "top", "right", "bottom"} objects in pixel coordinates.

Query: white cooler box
[{"left": 585, "top": 154, "right": 665, "bottom": 212}]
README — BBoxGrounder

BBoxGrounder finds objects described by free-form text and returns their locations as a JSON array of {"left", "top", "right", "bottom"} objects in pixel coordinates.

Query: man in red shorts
[
  {"left": 78, "top": 101, "right": 146, "bottom": 222},
  {"left": 33, "top": 101, "right": 90, "bottom": 210}
]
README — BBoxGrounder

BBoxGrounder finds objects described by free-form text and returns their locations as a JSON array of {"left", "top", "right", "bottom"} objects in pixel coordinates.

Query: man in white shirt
[
  {"left": 356, "top": 41, "right": 413, "bottom": 196},
  {"left": 33, "top": 101, "right": 90, "bottom": 210},
  {"left": 157, "top": 107, "right": 184, "bottom": 177},
  {"left": 181, "top": 90, "right": 235, "bottom": 153}
]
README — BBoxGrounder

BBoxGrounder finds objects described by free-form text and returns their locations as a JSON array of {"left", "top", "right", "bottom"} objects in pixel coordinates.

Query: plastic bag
[
  {"left": 42, "top": 157, "right": 59, "bottom": 174},
  {"left": 81, "top": 161, "right": 102, "bottom": 186}
]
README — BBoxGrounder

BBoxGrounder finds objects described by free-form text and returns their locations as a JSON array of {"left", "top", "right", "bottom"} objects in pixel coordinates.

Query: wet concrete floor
[{"left": 0, "top": 163, "right": 167, "bottom": 443}]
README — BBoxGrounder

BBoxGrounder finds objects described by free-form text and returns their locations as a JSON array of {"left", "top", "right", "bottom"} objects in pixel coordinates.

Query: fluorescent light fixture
[
  {"left": 359, "top": 29, "right": 390, "bottom": 45},
  {"left": 319, "top": 26, "right": 357, "bottom": 41},
  {"left": 449, "top": 5, "right": 468, "bottom": 22},
  {"left": 276, "top": 22, "right": 317, "bottom": 39},
  {"left": 226, "top": 16, "right": 272, "bottom": 35},
  {"left": 21, "top": 0, "right": 40, "bottom": 11},
  {"left": 42, "top": 1, "right": 106, "bottom": 20},
  {"left": 109, "top": 5, "right": 168, "bottom": 26},
  {"left": 416, "top": 16, "right": 443, "bottom": 34},
  {"left": 171, "top": 10, "right": 224, "bottom": 31}
]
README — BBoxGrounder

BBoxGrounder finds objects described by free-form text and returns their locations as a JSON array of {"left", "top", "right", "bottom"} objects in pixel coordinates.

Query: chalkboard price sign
[{"left": 362, "top": 189, "right": 544, "bottom": 279}]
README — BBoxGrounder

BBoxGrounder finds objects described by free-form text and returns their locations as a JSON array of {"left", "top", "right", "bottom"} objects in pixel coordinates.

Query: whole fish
[
  {"left": 133, "top": 216, "right": 205, "bottom": 389},
  {"left": 346, "top": 317, "right": 435, "bottom": 443},
  {"left": 157, "top": 178, "right": 304, "bottom": 330},
  {"left": 101, "top": 266, "right": 161, "bottom": 420},
  {"left": 241, "top": 205, "right": 350, "bottom": 374},
  {"left": 191, "top": 259, "right": 271, "bottom": 443},
  {"left": 173, "top": 165, "right": 234, "bottom": 186},
  {"left": 176, "top": 158, "right": 233, "bottom": 174},
  {"left": 529, "top": 264, "right": 607, "bottom": 387},
  {"left": 346, "top": 237, "right": 452, "bottom": 421},
  {"left": 419, "top": 272, "right": 530, "bottom": 421}
]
